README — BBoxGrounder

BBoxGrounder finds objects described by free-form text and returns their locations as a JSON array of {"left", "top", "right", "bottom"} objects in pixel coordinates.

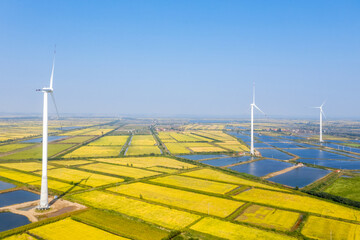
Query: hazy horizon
[{"left": 1, "top": 1, "right": 359, "bottom": 118}]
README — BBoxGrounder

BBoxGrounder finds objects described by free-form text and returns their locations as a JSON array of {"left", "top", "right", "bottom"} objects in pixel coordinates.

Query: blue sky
[{"left": 0, "top": 1, "right": 359, "bottom": 118}]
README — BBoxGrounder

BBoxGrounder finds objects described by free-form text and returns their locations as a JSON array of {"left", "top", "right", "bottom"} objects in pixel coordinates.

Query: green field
[
  {"left": 324, "top": 176, "right": 360, "bottom": 201},
  {"left": 131, "top": 135, "right": 157, "bottom": 145},
  {"left": 63, "top": 145, "right": 121, "bottom": 158},
  {"left": 58, "top": 136, "right": 94, "bottom": 144},
  {"left": 126, "top": 145, "right": 161, "bottom": 156},
  {"left": 0, "top": 144, "right": 74, "bottom": 160},
  {"left": 0, "top": 143, "right": 35, "bottom": 153},
  {"left": 73, "top": 209, "right": 169, "bottom": 240}
]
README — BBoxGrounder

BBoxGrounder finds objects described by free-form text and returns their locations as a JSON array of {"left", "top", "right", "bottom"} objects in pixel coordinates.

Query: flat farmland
[
  {"left": 0, "top": 161, "right": 56, "bottom": 172},
  {"left": 79, "top": 163, "right": 160, "bottom": 179},
  {"left": 42, "top": 168, "right": 123, "bottom": 187},
  {"left": 49, "top": 159, "right": 94, "bottom": 166},
  {"left": 147, "top": 166, "right": 179, "bottom": 173},
  {"left": 63, "top": 145, "right": 121, "bottom": 158},
  {"left": 3, "top": 233, "right": 36, "bottom": 240},
  {"left": 301, "top": 216, "right": 360, "bottom": 240},
  {"left": 0, "top": 143, "right": 35, "bottom": 153},
  {"left": 0, "top": 144, "right": 75, "bottom": 160},
  {"left": 190, "top": 217, "right": 296, "bottom": 240},
  {"left": 0, "top": 168, "right": 40, "bottom": 183},
  {"left": 234, "top": 188, "right": 360, "bottom": 222},
  {"left": 30, "top": 179, "right": 84, "bottom": 193},
  {"left": 29, "top": 218, "right": 127, "bottom": 240},
  {"left": 235, "top": 204, "right": 300, "bottom": 231},
  {"left": 95, "top": 156, "right": 196, "bottom": 169},
  {"left": 82, "top": 129, "right": 114, "bottom": 135},
  {"left": 89, "top": 136, "right": 129, "bottom": 146},
  {"left": 163, "top": 143, "right": 191, "bottom": 154},
  {"left": 150, "top": 175, "right": 238, "bottom": 194},
  {"left": 72, "top": 190, "right": 200, "bottom": 229},
  {"left": 182, "top": 168, "right": 288, "bottom": 192},
  {"left": 126, "top": 145, "right": 161, "bottom": 156},
  {"left": 58, "top": 136, "right": 94, "bottom": 144},
  {"left": 131, "top": 135, "right": 157, "bottom": 145},
  {"left": 324, "top": 176, "right": 360, "bottom": 202},
  {"left": 108, "top": 182, "right": 244, "bottom": 217},
  {"left": 187, "top": 146, "right": 226, "bottom": 153},
  {"left": 73, "top": 209, "right": 170, "bottom": 240}
]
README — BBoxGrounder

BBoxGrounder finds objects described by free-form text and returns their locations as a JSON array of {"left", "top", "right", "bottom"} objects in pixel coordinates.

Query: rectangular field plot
[
  {"left": 301, "top": 216, "right": 360, "bottom": 240},
  {"left": 188, "top": 146, "right": 226, "bottom": 153},
  {"left": 95, "top": 156, "right": 196, "bottom": 169},
  {"left": 58, "top": 136, "right": 94, "bottom": 144},
  {"left": 83, "top": 129, "right": 114, "bottom": 135},
  {"left": 164, "top": 143, "right": 191, "bottom": 154},
  {"left": 234, "top": 188, "right": 360, "bottom": 222},
  {"left": 190, "top": 217, "right": 296, "bottom": 240},
  {"left": 216, "top": 142, "right": 250, "bottom": 152},
  {"left": 42, "top": 168, "right": 123, "bottom": 187},
  {"left": 89, "top": 136, "right": 129, "bottom": 146},
  {"left": 131, "top": 135, "right": 157, "bottom": 145},
  {"left": 150, "top": 175, "right": 238, "bottom": 194},
  {"left": 29, "top": 218, "right": 127, "bottom": 240},
  {"left": 182, "top": 169, "right": 288, "bottom": 192},
  {"left": 324, "top": 176, "right": 360, "bottom": 202},
  {"left": 108, "top": 182, "right": 244, "bottom": 217},
  {"left": 79, "top": 163, "right": 160, "bottom": 179},
  {"left": 72, "top": 190, "right": 200, "bottom": 229},
  {"left": 0, "top": 161, "right": 56, "bottom": 172},
  {"left": 63, "top": 146, "right": 121, "bottom": 158},
  {"left": 49, "top": 159, "right": 94, "bottom": 166},
  {"left": 146, "top": 166, "right": 179, "bottom": 173},
  {"left": 73, "top": 209, "right": 170, "bottom": 240},
  {"left": 126, "top": 145, "right": 161, "bottom": 156},
  {"left": 235, "top": 205, "right": 300, "bottom": 231},
  {"left": 0, "top": 168, "right": 40, "bottom": 183},
  {"left": 30, "top": 179, "right": 84, "bottom": 193},
  {"left": 0, "top": 143, "right": 35, "bottom": 153},
  {"left": 0, "top": 144, "right": 75, "bottom": 160}
]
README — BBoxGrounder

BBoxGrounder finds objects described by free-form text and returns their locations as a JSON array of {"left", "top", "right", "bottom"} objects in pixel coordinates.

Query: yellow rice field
[
  {"left": 150, "top": 175, "right": 238, "bottom": 194},
  {"left": 43, "top": 168, "right": 123, "bottom": 187},
  {"left": 29, "top": 218, "right": 128, "bottom": 240},
  {"left": 163, "top": 143, "right": 191, "bottom": 154},
  {"left": 301, "top": 216, "right": 360, "bottom": 240},
  {"left": 3, "top": 233, "right": 36, "bottom": 240},
  {"left": 29, "top": 179, "right": 84, "bottom": 193},
  {"left": 82, "top": 129, "right": 114, "bottom": 135},
  {"left": 49, "top": 159, "right": 94, "bottom": 166},
  {"left": 63, "top": 145, "right": 121, "bottom": 158},
  {"left": 79, "top": 163, "right": 160, "bottom": 179},
  {"left": 108, "top": 182, "right": 244, "bottom": 217},
  {"left": 126, "top": 145, "right": 161, "bottom": 156},
  {"left": 131, "top": 135, "right": 157, "bottom": 145},
  {"left": 72, "top": 190, "right": 200, "bottom": 229},
  {"left": 236, "top": 204, "right": 300, "bottom": 231},
  {"left": 234, "top": 188, "right": 360, "bottom": 222},
  {"left": 89, "top": 136, "right": 129, "bottom": 146},
  {"left": 190, "top": 217, "right": 296, "bottom": 240},
  {"left": 146, "top": 166, "right": 179, "bottom": 173},
  {"left": 95, "top": 156, "right": 196, "bottom": 169},
  {"left": 0, "top": 168, "right": 40, "bottom": 183},
  {"left": 182, "top": 168, "right": 288, "bottom": 192},
  {"left": 0, "top": 161, "right": 55, "bottom": 172}
]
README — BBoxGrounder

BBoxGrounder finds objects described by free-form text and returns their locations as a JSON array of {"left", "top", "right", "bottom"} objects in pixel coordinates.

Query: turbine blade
[
  {"left": 321, "top": 99, "right": 327, "bottom": 108},
  {"left": 321, "top": 109, "right": 327, "bottom": 119},
  {"left": 254, "top": 104, "right": 266, "bottom": 115},
  {"left": 49, "top": 47, "right": 56, "bottom": 89},
  {"left": 50, "top": 92, "right": 60, "bottom": 119}
]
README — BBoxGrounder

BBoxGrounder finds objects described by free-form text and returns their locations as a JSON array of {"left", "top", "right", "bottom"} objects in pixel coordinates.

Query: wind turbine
[
  {"left": 315, "top": 102, "right": 326, "bottom": 143},
  {"left": 250, "top": 83, "right": 265, "bottom": 155},
  {"left": 36, "top": 49, "right": 60, "bottom": 210}
]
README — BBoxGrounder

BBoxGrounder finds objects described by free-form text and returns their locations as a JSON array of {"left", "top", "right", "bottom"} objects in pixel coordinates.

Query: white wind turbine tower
[
  {"left": 250, "top": 83, "right": 265, "bottom": 155},
  {"left": 315, "top": 102, "right": 326, "bottom": 143},
  {"left": 36, "top": 49, "right": 60, "bottom": 209}
]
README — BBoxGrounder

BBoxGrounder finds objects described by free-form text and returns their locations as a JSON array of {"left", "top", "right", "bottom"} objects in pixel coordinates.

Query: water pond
[
  {"left": 0, "top": 181, "right": 15, "bottom": 191},
  {"left": 201, "top": 156, "right": 254, "bottom": 167},
  {"left": 177, "top": 154, "right": 227, "bottom": 161},
  {"left": 254, "top": 142, "right": 272, "bottom": 148},
  {"left": 21, "top": 136, "right": 67, "bottom": 143},
  {"left": 0, "top": 190, "right": 39, "bottom": 208},
  {"left": 229, "top": 159, "right": 294, "bottom": 177},
  {"left": 268, "top": 142, "right": 302, "bottom": 149},
  {"left": 0, "top": 212, "right": 30, "bottom": 232},
  {"left": 284, "top": 149, "right": 352, "bottom": 160},
  {"left": 227, "top": 132, "right": 251, "bottom": 142},
  {"left": 299, "top": 159, "right": 360, "bottom": 170},
  {"left": 268, "top": 166, "right": 331, "bottom": 188},
  {"left": 258, "top": 149, "right": 293, "bottom": 160}
]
